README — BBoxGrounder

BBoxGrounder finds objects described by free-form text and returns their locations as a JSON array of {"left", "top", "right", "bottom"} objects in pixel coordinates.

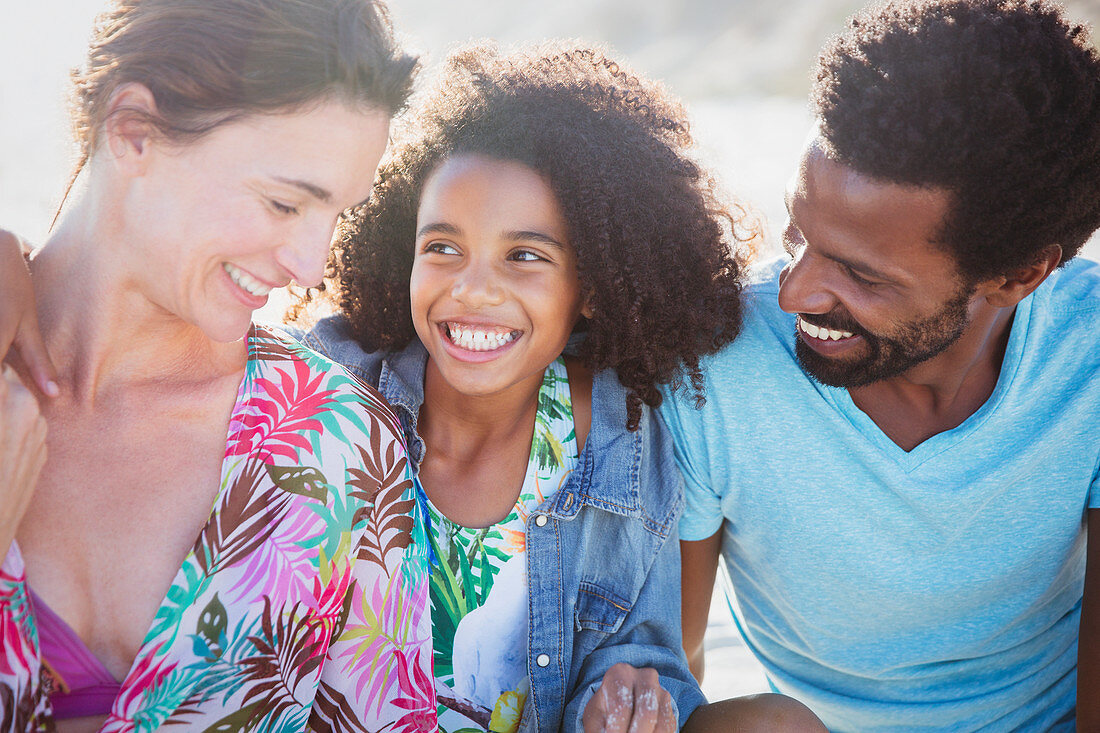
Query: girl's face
[{"left": 410, "top": 154, "right": 586, "bottom": 399}]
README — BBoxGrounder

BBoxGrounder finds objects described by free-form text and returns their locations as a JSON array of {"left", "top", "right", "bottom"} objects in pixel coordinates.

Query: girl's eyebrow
[
  {"left": 507, "top": 230, "right": 566, "bottom": 250},
  {"left": 416, "top": 222, "right": 461, "bottom": 238}
]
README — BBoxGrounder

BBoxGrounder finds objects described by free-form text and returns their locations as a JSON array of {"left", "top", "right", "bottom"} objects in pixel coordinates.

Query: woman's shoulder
[
  {"left": 294, "top": 315, "right": 388, "bottom": 387},
  {"left": 247, "top": 323, "right": 405, "bottom": 446}
]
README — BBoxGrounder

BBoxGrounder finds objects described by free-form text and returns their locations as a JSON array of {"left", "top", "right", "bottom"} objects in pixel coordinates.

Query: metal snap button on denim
[
  {"left": 535, "top": 515, "right": 548, "bottom": 527},
  {"left": 536, "top": 654, "right": 550, "bottom": 667}
]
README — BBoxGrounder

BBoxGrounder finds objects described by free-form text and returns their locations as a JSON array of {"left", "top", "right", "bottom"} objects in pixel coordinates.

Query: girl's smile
[
  {"left": 410, "top": 154, "right": 587, "bottom": 398},
  {"left": 437, "top": 320, "right": 523, "bottom": 362}
]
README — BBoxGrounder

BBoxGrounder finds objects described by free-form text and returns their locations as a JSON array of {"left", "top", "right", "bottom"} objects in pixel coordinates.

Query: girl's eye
[
  {"left": 509, "top": 249, "right": 547, "bottom": 263},
  {"left": 423, "top": 241, "right": 459, "bottom": 256},
  {"left": 270, "top": 200, "right": 299, "bottom": 216}
]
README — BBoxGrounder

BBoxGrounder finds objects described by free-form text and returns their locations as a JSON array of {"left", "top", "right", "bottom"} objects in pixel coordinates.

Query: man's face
[{"left": 777, "top": 136, "right": 977, "bottom": 388}]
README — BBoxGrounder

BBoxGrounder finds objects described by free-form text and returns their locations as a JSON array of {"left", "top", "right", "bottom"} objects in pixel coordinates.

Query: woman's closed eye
[{"left": 269, "top": 199, "right": 300, "bottom": 216}]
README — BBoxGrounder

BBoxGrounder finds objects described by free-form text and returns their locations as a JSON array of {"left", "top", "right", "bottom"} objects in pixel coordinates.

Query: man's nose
[{"left": 777, "top": 247, "right": 836, "bottom": 316}]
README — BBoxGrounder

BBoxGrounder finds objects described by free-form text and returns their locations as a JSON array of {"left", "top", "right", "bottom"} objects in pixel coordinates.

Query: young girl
[{"left": 295, "top": 43, "right": 823, "bottom": 732}]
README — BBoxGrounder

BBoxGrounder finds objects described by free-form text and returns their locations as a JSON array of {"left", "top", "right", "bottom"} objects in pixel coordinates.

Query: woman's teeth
[
  {"left": 445, "top": 323, "right": 517, "bottom": 351},
  {"left": 223, "top": 263, "right": 272, "bottom": 297},
  {"left": 798, "top": 317, "right": 854, "bottom": 341}
]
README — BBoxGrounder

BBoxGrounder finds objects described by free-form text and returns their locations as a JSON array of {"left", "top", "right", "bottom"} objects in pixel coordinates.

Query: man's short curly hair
[
  {"left": 325, "top": 42, "right": 755, "bottom": 430},
  {"left": 812, "top": 0, "right": 1100, "bottom": 282}
]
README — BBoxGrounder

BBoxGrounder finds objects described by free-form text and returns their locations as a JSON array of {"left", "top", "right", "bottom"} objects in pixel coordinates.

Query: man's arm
[
  {"left": 681, "top": 528, "right": 723, "bottom": 683},
  {"left": 1078, "top": 508, "right": 1099, "bottom": 732}
]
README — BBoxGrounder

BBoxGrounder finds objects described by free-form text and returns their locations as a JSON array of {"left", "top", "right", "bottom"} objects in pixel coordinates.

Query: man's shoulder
[
  {"left": 1041, "top": 256, "right": 1100, "bottom": 316},
  {"left": 1022, "top": 257, "right": 1100, "bottom": 366}
]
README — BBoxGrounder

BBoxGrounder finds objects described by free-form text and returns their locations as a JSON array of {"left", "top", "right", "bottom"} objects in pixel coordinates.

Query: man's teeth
[
  {"left": 446, "top": 323, "right": 517, "bottom": 351},
  {"left": 799, "top": 317, "right": 854, "bottom": 341},
  {"left": 223, "top": 263, "right": 272, "bottom": 297}
]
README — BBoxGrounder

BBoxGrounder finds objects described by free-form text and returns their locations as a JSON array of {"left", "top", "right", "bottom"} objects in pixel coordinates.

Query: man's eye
[
  {"left": 846, "top": 267, "right": 878, "bottom": 287},
  {"left": 781, "top": 224, "right": 804, "bottom": 256}
]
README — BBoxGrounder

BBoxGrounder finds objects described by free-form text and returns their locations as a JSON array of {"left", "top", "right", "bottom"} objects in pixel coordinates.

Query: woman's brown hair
[{"left": 59, "top": 0, "right": 417, "bottom": 217}]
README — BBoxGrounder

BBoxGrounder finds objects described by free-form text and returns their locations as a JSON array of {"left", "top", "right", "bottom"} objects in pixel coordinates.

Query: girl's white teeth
[
  {"left": 223, "top": 263, "right": 272, "bottom": 297},
  {"left": 446, "top": 323, "right": 517, "bottom": 351},
  {"left": 798, "top": 317, "right": 854, "bottom": 341}
]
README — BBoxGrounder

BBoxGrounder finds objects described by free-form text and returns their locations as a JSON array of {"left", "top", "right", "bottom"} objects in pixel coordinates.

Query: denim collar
[{"left": 373, "top": 336, "right": 644, "bottom": 522}]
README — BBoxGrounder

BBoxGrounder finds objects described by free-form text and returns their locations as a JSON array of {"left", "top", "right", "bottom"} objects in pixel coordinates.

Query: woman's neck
[{"left": 30, "top": 216, "right": 243, "bottom": 406}]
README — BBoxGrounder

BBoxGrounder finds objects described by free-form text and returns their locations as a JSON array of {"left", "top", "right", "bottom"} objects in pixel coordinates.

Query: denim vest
[{"left": 298, "top": 315, "right": 705, "bottom": 731}]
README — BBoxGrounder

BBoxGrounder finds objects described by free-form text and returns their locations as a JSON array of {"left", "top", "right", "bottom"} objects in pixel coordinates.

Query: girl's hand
[
  {"left": 582, "top": 663, "right": 677, "bottom": 733},
  {"left": 0, "top": 365, "right": 47, "bottom": 556},
  {"left": 0, "top": 230, "right": 58, "bottom": 397}
]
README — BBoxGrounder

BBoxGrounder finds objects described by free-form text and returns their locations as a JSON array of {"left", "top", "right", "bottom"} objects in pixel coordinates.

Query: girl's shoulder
[{"left": 574, "top": 367, "right": 683, "bottom": 538}]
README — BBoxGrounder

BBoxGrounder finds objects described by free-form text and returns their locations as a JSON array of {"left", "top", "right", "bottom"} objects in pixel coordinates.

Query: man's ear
[
  {"left": 980, "top": 244, "right": 1062, "bottom": 308},
  {"left": 101, "top": 83, "right": 159, "bottom": 175}
]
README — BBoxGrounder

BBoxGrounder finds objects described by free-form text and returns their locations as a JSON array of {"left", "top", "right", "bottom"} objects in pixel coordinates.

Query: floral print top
[
  {"left": 0, "top": 325, "right": 436, "bottom": 733},
  {"left": 425, "top": 358, "right": 578, "bottom": 733}
]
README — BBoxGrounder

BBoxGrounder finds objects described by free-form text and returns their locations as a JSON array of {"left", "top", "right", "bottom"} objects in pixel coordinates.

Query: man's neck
[{"left": 848, "top": 305, "right": 1017, "bottom": 451}]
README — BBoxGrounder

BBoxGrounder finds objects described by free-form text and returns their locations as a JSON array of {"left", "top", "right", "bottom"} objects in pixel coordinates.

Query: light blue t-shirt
[{"left": 661, "top": 256, "right": 1100, "bottom": 732}]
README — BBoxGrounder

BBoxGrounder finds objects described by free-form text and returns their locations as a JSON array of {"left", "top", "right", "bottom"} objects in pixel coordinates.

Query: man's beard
[{"left": 794, "top": 288, "right": 972, "bottom": 389}]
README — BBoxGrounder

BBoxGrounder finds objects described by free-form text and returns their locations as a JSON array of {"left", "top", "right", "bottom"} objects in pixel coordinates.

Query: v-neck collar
[
  {"left": 93, "top": 326, "right": 259, "bottom": 729},
  {"left": 818, "top": 292, "right": 1036, "bottom": 471}
]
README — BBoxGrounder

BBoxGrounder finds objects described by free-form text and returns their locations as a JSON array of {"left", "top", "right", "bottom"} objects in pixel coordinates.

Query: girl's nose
[{"left": 451, "top": 261, "right": 505, "bottom": 307}]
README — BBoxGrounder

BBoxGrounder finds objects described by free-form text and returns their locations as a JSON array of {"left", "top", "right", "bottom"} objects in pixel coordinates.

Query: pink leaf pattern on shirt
[{"left": 0, "top": 326, "right": 435, "bottom": 732}]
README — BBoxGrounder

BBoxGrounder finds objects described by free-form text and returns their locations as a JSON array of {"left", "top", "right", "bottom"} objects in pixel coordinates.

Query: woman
[{"left": 0, "top": 0, "right": 434, "bottom": 731}]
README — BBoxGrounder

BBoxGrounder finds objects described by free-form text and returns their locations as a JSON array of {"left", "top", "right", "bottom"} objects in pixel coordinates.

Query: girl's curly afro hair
[{"left": 319, "top": 42, "right": 755, "bottom": 430}]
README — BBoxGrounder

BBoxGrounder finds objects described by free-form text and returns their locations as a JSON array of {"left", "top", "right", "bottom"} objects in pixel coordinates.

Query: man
[{"left": 660, "top": 1, "right": 1100, "bottom": 730}]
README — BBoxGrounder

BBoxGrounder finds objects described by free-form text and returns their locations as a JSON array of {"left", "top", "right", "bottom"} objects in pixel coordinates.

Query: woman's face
[
  {"left": 123, "top": 100, "right": 390, "bottom": 342},
  {"left": 410, "top": 155, "right": 587, "bottom": 400}
]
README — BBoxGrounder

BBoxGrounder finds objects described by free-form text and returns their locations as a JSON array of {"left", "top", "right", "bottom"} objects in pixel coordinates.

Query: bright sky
[
  {"left": 0, "top": 0, "right": 105, "bottom": 241},
  {"left": 0, "top": 0, "right": 807, "bottom": 250}
]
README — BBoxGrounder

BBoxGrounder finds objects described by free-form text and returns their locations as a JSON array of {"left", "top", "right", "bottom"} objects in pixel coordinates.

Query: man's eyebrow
[
  {"left": 506, "top": 230, "right": 566, "bottom": 250},
  {"left": 273, "top": 176, "right": 333, "bottom": 204},
  {"left": 416, "top": 222, "right": 461, "bottom": 238}
]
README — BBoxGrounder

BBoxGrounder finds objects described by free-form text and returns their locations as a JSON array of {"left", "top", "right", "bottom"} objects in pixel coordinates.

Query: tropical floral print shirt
[
  {"left": 0, "top": 325, "right": 435, "bottom": 733},
  {"left": 426, "top": 359, "right": 578, "bottom": 733}
]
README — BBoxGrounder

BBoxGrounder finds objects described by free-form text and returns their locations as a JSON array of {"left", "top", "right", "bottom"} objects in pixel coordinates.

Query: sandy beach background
[{"left": 2, "top": 0, "right": 1098, "bottom": 703}]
